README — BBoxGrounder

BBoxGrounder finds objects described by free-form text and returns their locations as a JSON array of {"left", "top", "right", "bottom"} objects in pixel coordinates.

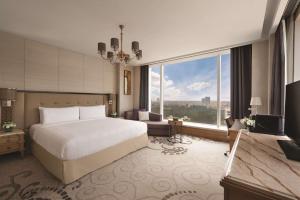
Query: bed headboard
[{"left": 16, "top": 92, "right": 108, "bottom": 130}]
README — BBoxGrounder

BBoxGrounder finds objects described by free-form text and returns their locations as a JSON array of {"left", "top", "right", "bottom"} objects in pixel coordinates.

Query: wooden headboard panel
[{"left": 19, "top": 92, "right": 108, "bottom": 130}]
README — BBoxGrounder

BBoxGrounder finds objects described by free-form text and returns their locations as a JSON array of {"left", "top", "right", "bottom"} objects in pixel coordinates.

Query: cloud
[
  {"left": 164, "top": 86, "right": 182, "bottom": 100},
  {"left": 151, "top": 71, "right": 160, "bottom": 87},
  {"left": 187, "top": 82, "right": 210, "bottom": 91}
]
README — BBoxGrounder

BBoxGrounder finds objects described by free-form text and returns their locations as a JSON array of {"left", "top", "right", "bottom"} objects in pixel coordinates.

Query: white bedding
[{"left": 30, "top": 118, "right": 147, "bottom": 160}]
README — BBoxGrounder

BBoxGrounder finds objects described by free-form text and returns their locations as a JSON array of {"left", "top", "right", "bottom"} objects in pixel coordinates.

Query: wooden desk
[{"left": 220, "top": 132, "right": 300, "bottom": 200}]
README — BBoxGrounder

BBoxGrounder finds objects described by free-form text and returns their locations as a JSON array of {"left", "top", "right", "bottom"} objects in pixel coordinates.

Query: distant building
[{"left": 201, "top": 96, "right": 210, "bottom": 105}]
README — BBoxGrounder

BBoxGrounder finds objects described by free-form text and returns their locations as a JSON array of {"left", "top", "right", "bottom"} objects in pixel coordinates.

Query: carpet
[{"left": 0, "top": 135, "right": 228, "bottom": 200}]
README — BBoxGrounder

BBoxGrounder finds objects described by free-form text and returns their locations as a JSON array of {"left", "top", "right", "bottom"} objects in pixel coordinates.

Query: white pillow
[
  {"left": 138, "top": 111, "right": 149, "bottom": 121},
  {"left": 39, "top": 106, "right": 79, "bottom": 124},
  {"left": 79, "top": 105, "right": 106, "bottom": 120}
]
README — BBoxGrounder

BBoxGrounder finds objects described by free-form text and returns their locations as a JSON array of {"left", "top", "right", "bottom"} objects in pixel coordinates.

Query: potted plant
[
  {"left": 2, "top": 122, "right": 16, "bottom": 132},
  {"left": 241, "top": 117, "right": 255, "bottom": 133},
  {"left": 110, "top": 112, "right": 118, "bottom": 118}
]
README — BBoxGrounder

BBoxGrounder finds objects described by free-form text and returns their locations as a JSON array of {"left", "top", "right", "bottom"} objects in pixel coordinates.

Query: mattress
[{"left": 30, "top": 118, "right": 147, "bottom": 160}]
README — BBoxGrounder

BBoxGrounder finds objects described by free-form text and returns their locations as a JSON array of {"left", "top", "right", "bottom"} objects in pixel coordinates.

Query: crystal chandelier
[{"left": 97, "top": 25, "right": 142, "bottom": 65}]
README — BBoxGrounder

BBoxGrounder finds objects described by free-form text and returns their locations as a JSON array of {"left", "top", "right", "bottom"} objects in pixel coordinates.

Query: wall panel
[
  {"left": 0, "top": 31, "right": 117, "bottom": 94},
  {"left": 25, "top": 40, "right": 59, "bottom": 91},
  {"left": 58, "top": 49, "right": 84, "bottom": 92},
  {"left": 84, "top": 56, "right": 103, "bottom": 93},
  {"left": 0, "top": 32, "right": 25, "bottom": 89}
]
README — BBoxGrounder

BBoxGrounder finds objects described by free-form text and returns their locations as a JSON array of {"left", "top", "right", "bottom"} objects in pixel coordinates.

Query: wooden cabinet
[{"left": 0, "top": 129, "right": 24, "bottom": 157}]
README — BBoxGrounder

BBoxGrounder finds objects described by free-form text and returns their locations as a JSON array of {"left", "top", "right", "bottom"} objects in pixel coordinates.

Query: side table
[{"left": 168, "top": 120, "right": 183, "bottom": 143}]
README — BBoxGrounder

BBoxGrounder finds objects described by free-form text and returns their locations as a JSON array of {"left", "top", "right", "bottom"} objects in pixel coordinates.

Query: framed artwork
[{"left": 124, "top": 70, "right": 131, "bottom": 95}]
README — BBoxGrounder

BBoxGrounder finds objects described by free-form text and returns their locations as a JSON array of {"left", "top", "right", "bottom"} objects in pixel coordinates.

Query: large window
[
  {"left": 150, "top": 65, "right": 161, "bottom": 114},
  {"left": 149, "top": 51, "right": 230, "bottom": 128}
]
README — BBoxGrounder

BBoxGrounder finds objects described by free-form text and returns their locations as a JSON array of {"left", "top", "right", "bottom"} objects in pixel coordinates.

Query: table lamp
[
  {"left": 250, "top": 97, "right": 262, "bottom": 116},
  {"left": 0, "top": 88, "right": 17, "bottom": 127}
]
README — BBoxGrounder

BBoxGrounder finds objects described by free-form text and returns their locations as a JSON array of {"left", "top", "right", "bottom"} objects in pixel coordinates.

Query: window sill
[{"left": 163, "top": 120, "right": 227, "bottom": 132}]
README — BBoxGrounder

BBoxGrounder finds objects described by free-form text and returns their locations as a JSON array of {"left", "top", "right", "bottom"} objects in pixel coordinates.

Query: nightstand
[{"left": 0, "top": 129, "right": 25, "bottom": 157}]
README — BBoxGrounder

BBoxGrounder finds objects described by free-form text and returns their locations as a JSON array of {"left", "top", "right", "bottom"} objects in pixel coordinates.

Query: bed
[{"left": 20, "top": 92, "right": 148, "bottom": 184}]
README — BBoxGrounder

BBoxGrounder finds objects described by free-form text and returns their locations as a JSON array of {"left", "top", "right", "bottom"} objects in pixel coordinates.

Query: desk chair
[{"left": 224, "top": 117, "right": 234, "bottom": 156}]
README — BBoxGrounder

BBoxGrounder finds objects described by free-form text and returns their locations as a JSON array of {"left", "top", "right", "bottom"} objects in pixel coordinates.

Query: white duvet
[{"left": 30, "top": 118, "right": 147, "bottom": 160}]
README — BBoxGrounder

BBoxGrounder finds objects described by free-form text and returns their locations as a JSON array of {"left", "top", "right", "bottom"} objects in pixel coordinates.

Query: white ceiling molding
[
  {"left": 261, "top": 0, "right": 289, "bottom": 38},
  {"left": 0, "top": 0, "right": 287, "bottom": 65}
]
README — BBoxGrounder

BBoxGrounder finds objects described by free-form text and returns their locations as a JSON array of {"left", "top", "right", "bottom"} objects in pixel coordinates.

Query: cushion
[
  {"left": 39, "top": 106, "right": 79, "bottom": 124},
  {"left": 146, "top": 121, "right": 169, "bottom": 129},
  {"left": 79, "top": 105, "right": 106, "bottom": 120},
  {"left": 138, "top": 111, "right": 149, "bottom": 121}
]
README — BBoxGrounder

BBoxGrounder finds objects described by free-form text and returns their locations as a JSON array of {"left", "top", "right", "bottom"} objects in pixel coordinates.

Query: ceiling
[{"left": 0, "top": 0, "right": 288, "bottom": 66}]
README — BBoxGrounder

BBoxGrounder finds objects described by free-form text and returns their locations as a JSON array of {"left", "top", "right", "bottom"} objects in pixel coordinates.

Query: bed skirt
[{"left": 31, "top": 133, "right": 148, "bottom": 184}]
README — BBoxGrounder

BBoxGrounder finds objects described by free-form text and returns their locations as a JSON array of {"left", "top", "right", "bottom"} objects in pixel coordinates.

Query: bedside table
[{"left": 0, "top": 129, "right": 25, "bottom": 157}]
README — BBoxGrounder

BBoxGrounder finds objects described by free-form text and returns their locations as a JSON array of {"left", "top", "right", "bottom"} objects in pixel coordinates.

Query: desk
[{"left": 221, "top": 132, "right": 300, "bottom": 200}]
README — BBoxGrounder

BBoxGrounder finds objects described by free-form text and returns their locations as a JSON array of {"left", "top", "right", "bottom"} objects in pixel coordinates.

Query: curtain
[
  {"left": 270, "top": 21, "right": 286, "bottom": 116},
  {"left": 230, "top": 44, "right": 252, "bottom": 119},
  {"left": 139, "top": 65, "right": 149, "bottom": 110}
]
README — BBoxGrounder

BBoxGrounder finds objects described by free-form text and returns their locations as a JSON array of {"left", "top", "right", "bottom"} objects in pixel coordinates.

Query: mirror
[{"left": 124, "top": 70, "right": 131, "bottom": 95}]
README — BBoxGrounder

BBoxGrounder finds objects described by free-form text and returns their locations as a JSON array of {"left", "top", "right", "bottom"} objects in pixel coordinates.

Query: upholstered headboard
[{"left": 15, "top": 92, "right": 108, "bottom": 130}]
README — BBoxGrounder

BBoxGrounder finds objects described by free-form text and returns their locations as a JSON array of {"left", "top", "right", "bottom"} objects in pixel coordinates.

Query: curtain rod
[{"left": 139, "top": 39, "right": 262, "bottom": 66}]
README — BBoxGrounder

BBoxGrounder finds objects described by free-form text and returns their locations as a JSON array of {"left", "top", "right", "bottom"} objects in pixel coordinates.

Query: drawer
[
  {"left": 0, "top": 143, "right": 20, "bottom": 153},
  {"left": 0, "top": 135, "right": 20, "bottom": 144}
]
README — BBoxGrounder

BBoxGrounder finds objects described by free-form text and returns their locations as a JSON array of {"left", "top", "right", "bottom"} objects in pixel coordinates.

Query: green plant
[
  {"left": 111, "top": 112, "right": 118, "bottom": 118},
  {"left": 2, "top": 122, "right": 16, "bottom": 132},
  {"left": 241, "top": 117, "right": 255, "bottom": 128}
]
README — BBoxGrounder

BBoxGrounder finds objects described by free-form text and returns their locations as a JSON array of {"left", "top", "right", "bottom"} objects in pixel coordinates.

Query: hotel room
[{"left": 0, "top": 0, "right": 300, "bottom": 200}]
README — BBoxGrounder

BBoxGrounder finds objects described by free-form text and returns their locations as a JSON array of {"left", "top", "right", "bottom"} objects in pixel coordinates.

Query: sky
[{"left": 151, "top": 54, "right": 230, "bottom": 101}]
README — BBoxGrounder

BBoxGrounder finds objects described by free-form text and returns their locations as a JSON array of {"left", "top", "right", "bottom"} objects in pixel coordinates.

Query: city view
[
  {"left": 151, "top": 97, "right": 230, "bottom": 126},
  {"left": 150, "top": 53, "right": 230, "bottom": 126}
]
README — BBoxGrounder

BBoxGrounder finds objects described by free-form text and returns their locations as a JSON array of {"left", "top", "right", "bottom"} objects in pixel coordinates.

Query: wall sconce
[{"left": 108, "top": 94, "right": 113, "bottom": 105}]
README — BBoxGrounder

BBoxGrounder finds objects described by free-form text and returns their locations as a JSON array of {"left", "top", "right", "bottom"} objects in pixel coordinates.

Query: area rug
[{"left": 0, "top": 135, "right": 228, "bottom": 200}]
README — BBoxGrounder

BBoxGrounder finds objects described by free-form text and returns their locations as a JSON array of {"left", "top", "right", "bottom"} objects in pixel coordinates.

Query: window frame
[{"left": 149, "top": 50, "right": 230, "bottom": 129}]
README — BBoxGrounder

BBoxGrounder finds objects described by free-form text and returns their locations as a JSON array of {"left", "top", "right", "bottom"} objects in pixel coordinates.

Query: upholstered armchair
[{"left": 124, "top": 109, "right": 169, "bottom": 136}]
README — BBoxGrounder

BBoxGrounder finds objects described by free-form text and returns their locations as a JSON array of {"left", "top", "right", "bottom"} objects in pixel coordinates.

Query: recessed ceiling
[{"left": 0, "top": 0, "right": 287, "bottom": 66}]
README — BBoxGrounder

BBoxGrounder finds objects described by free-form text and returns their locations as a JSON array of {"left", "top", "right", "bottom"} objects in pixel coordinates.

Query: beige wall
[
  {"left": 0, "top": 31, "right": 117, "bottom": 94},
  {"left": 252, "top": 40, "right": 270, "bottom": 114}
]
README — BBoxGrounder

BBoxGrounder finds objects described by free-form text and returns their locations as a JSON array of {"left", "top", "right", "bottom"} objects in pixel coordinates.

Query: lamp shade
[
  {"left": 132, "top": 41, "right": 139, "bottom": 53},
  {"left": 98, "top": 42, "right": 106, "bottom": 55},
  {"left": 0, "top": 88, "right": 16, "bottom": 101},
  {"left": 110, "top": 38, "right": 119, "bottom": 51},
  {"left": 250, "top": 97, "right": 262, "bottom": 106}
]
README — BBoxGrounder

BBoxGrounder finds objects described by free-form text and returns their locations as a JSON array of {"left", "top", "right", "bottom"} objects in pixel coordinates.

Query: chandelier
[{"left": 97, "top": 25, "right": 142, "bottom": 65}]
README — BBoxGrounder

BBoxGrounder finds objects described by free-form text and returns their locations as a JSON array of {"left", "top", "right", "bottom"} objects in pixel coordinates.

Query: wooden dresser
[
  {"left": 221, "top": 131, "right": 300, "bottom": 200},
  {"left": 0, "top": 129, "right": 24, "bottom": 157}
]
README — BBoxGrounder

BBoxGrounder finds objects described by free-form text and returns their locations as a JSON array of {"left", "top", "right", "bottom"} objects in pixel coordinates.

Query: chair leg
[{"left": 224, "top": 151, "right": 230, "bottom": 156}]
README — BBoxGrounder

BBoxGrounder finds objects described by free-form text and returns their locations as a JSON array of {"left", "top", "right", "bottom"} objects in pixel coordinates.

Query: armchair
[{"left": 124, "top": 109, "right": 169, "bottom": 136}]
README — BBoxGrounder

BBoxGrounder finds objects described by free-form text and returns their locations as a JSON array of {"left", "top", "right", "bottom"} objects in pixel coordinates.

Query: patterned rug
[{"left": 0, "top": 135, "right": 228, "bottom": 200}]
